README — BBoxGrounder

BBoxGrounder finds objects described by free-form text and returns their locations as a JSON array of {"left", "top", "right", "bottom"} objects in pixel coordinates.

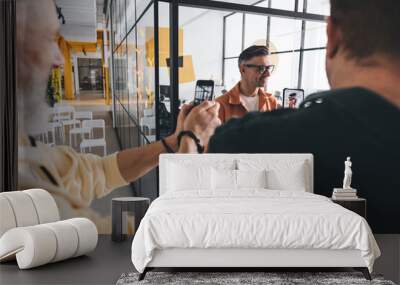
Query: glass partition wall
[
  {"left": 110, "top": 0, "right": 159, "bottom": 200},
  {"left": 223, "top": 0, "right": 329, "bottom": 98},
  {"left": 108, "top": 0, "right": 329, "bottom": 198}
]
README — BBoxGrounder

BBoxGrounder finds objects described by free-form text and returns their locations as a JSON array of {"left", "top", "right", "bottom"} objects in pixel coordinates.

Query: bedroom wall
[{"left": 374, "top": 235, "right": 400, "bottom": 283}]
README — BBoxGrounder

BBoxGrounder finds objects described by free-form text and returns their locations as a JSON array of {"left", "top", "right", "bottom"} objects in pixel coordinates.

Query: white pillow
[
  {"left": 236, "top": 169, "right": 267, "bottom": 189},
  {"left": 237, "top": 159, "right": 308, "bottom": 192},
  {"left": 212, "top": 169, "right": 237, "bottom": 190},
  {"left": 266, "top": 163, "right": 306, "bottom": 191},
  {"left": 168, "top": 162, "right": 212, "bottom": 191}
]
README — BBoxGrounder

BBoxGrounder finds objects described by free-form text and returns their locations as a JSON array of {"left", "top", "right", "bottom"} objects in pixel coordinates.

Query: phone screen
[
  {"left": 282, "top": 88, "right": 304, "bottom": 109},
  {"left": 194, "top": 80, "right": 214, "bottom": 106}
]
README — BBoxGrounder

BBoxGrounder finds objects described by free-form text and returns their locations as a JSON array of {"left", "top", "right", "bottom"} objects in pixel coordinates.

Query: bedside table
[
  {"left": 111, "top": 197, "right": 150, "bottom": 242},
  {"left": 331, "top": 198, "right": 366, "bottom": 219}
]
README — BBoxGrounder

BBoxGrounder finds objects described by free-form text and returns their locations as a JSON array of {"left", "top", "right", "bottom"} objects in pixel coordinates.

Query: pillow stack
[{"left": 165, "top": 157, "right": 310, "bottom": 194}]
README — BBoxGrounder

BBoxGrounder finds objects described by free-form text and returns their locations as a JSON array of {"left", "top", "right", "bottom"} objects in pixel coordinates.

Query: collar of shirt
[{"left": 227, "top": 82, "right": 272, "bottom": 111}]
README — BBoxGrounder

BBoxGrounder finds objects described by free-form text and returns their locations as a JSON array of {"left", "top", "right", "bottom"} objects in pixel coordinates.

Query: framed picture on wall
[{"left": 283, "top": 88, "right": 305, "bottom": 109}]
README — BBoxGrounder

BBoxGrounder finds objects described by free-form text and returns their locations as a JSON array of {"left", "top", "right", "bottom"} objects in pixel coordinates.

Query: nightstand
[
  {"left": 331, "top": 198, "right": 366, "bottom": 219},
  {"left": 111, "top": 197, "right": 150, "bottom": 242}
]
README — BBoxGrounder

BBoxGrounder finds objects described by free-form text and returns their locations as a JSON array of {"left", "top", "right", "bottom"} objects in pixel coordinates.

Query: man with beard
[
  {"left": 16, "top": 0, "right": 220, "bottom": 232},
  {"left": 216, "top": 45, "right": 277, "bottom": 123},
  {"left": 181, "top": 0, "right": 400, "bottom": 234}
]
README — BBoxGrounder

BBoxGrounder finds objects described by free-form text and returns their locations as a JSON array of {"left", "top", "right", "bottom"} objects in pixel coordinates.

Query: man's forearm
[{"left": 116, "top": 134, "right": 178, "bottom": 183}]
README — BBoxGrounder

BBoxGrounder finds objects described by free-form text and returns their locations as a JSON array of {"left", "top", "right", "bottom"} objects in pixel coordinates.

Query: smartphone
[
  {"left": 283, "top": 88, "right": 304, "bottom": 109},
  {"left": 193, "top": 80, "right": 214, "bottom": 106}
]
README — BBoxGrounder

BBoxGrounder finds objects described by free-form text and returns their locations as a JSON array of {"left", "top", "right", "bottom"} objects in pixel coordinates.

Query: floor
[
  {"left": 1, "top": 235, "right": 398, "bottom": 285},
  {"left": 0, "top": 235, "right": 134, "bottom": 285}
]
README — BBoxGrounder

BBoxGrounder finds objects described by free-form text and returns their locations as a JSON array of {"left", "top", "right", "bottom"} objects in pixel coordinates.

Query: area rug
[{"left": 116, "top": 271, "right": 396, "bottom": 285}]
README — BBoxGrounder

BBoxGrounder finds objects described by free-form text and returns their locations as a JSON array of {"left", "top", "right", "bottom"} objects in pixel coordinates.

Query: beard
[{"left": 17, "top": 65, "right": 51, "bottom": 137}]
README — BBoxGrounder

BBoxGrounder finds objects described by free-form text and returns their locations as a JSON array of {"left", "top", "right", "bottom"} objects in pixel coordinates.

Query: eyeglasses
[{"left": 244, "top": 64, "right": 275, "bottom": 74}]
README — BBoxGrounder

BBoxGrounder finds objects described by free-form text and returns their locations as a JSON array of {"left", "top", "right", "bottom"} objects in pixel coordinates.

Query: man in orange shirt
[{"left": 217, "top": 45, "right": 277, "bottom": 123}]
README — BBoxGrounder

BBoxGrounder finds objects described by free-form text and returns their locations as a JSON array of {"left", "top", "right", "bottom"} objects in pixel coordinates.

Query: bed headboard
[{"left": 159, "top": 154, "right": 314, "bottom": 195}]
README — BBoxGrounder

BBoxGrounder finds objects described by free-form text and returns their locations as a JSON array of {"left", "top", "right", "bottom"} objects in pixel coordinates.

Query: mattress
[{"left": 131, "top": 190, "right": 380, "bottom": 273}]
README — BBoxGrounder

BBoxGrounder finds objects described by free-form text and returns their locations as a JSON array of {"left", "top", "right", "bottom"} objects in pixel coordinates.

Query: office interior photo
[{"left": 0, "top": 0, "right": 399, "bottom": 284}]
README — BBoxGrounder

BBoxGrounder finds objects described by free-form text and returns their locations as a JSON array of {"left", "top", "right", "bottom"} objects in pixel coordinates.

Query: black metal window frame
[
  {"left": 109, "top": 0, "right": 159, "bottom": 146},
  {"left": 221, "top": 0, "right": 328, "bottom": 90},
  {"left": 1, "top": 0, "right": 18, "bottom": 192},
  {"left": 157, "top": 0, "right": 327, "bottom": 127}
]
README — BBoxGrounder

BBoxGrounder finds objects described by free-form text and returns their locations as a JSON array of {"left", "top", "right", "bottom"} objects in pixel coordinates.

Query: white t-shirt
[{"left": 240, "top": 94, "right": 259, "bottom": 112}]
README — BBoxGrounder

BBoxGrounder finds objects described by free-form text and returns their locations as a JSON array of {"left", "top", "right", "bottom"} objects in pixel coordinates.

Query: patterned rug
[{"left": 116, "top": 271, "right": 396, "bottom": 285}]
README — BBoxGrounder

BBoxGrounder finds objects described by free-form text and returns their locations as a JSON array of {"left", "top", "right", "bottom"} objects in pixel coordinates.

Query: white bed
[{"left": 131, "top": 154, "right": 380, "bottom": 280}]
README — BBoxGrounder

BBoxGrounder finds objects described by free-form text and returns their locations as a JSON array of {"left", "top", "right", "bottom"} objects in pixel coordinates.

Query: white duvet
[{"left": 131, "top": 190, "right": 380, "bottom": 273}]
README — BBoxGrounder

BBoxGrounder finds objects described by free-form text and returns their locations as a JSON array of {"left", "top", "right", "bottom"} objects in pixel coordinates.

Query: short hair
[
  {"left": 330, "top": 0, "right": 400, "bottom": 60},
  {"left": 238, "top": 45, "right": 269, "bottom": 68}
]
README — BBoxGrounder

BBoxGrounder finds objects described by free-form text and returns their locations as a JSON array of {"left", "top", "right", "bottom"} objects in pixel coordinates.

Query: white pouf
[
  {"left": 24, "top": 189, "right": 60, "bottom": 223},
  {"left": 0, "top": 196, "right": 17, "bottom": 237},
  {"left": 0, "top": 218, "right": 98, "bottom": 269},
  {"left": 0, "top": 189, "right": 98, "bottom": 269},
  {"left": 1, "top": 191, "right": 39, "bottom": 227}
]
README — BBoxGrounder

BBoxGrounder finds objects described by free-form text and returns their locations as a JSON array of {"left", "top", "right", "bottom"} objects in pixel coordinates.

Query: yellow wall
[{"left": 58, "top": 37, "right": 74, "bottom": 100}]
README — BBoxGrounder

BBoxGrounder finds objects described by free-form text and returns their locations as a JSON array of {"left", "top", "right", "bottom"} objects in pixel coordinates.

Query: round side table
[{"left": 111, "top": 197, "right": 150, "bottom": 242}]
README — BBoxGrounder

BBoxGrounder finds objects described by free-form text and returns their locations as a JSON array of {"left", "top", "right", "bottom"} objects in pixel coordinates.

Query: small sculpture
[{"left": 342, "top": 157, "right": 353, "bottom": 189}]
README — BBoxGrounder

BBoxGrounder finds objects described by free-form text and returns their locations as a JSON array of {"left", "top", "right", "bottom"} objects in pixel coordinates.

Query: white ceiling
[{"left": 55, "top": 0, "right": 99, "bottom": 42}]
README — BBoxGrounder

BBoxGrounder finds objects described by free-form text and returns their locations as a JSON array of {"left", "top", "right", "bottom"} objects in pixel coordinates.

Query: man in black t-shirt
[{"left": 180, "top": 0, "right": 400, "bottom": 233}]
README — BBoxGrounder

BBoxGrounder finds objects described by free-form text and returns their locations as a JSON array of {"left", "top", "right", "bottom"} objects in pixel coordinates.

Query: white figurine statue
[{"left": 342, "top": 157, "right": 353, "bottom": 189}]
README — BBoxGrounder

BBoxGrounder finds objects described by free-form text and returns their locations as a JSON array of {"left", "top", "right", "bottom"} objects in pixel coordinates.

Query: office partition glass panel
[
  {"left": 136, "top": 0, "right": 151, "bottom": 19},
  {"left": 115, "top": 0, "right": 121, "bottom": 46},
  {"left": 116, "top": 100, "right": 122, "bottom": 139},
  {"left": 123, "top": 108, "right": 130, "bottom": 149},
  {"left": 129, "top": 114, "right": 139, "bottom": 147},
  {"left": 225, "top": 13, "right": 243, "bottom": 58},
  {"left": 136, "top": 4, "right": 156, "bottom": 144},
  {"left": 267, "top": 51, "right": 300, "bottom": 94},
  {"left": 158, "top": 1, "right": 172, "bottom": 139},
  {"left": 304, "top": 21, "right": 327, "bottom": 48},
  {"left": 178, "top": 6, "right": 224, "bottom": 103},
  {"left": 270, "top": 0, "right": 296, "bottom": 11},
  {"left": 126, "top": 0, "right": 136, "bottom": 32},
  {"left": 127, "top": 30, "right": 138, "bottom": 122},
  {"left": 306, "top": 0, "right": 330, "bottom": 16},
  {"left": 120, "top": 40, "right": 129, "bottom": 107},
  {"left": 121, "top": 104, "right": 126, "bottom": 148},
  {"left": 269, "top": 17, "right": 302, "bottom": 52},
  {"left": 115, "top": 99, "right": 119, "bottom": 131},
  {"left": 112, "top": 0, "right": 117, "bottom": 49},
  {"left": 118, "top": 0, "right": 126, "bottom": 43},
  {"left": 243, "top": 14, "right": 268, "bottom": 49},
  {"left": 158, "top": 1, "right": 170, "bottom": 81},
  {"left": 223, "top": 58, "right": 240, "bottom": 91},
  {"left": 301, "top": 49, "right": 329, "bottom": 95},
  {"left": 120, "top": 105, "right": 126, "bottom": 148},
  {"left": 114, "top": 44, "right": 121, "bottom": 99}
]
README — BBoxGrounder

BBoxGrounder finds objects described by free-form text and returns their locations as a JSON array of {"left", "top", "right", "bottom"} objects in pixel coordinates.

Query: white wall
[{"left": 158, "top": 4, "right": 225, "bottom": 103}]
